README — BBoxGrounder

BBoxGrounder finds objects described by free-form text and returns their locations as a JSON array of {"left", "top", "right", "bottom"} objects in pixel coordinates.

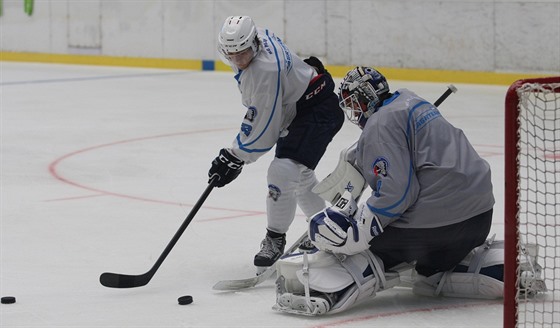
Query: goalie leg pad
[
  {"left": 274, "top": 279, "right": 334, "bottom": 316},
  {"left": 274, "top": 251, "right": 348, "bottom": 316},
  {"left": 329, "top": 251, "right": 400, "bottom": 314},
  {"left": 276, "top": 251, "right": 353, "bottom": 295},
  {"left": 412, "top": 237, "right": 505, "bottom": 299},
  {"left": 413, "top": 271, "right": 504, "bottom": 299},
  {"left": 274, "top": 250, "right": 399, "bottom": 315}
]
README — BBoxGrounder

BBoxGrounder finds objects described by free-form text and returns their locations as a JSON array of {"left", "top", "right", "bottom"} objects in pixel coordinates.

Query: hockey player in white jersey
[
  {"left": 273, "top": 67, "right": 544, "bottom": 315},
  {"left": 208, "top": 16, "right": 344, "bottom": 272}
]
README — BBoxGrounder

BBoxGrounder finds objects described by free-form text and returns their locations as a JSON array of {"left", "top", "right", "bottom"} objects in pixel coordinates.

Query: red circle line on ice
[{"left": 47, "top": 129, "right": 264, "bottom": 221}]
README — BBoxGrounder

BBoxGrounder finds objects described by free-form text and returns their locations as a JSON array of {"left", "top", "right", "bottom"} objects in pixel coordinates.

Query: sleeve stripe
[{"left": 236, "top": 29, "right": 282, "bottom": 152}]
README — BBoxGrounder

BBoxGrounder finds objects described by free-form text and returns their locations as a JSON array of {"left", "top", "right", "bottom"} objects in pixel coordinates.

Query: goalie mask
[
  {"left": 338, "top": 67, "right": 390, "bottom": 128},
  {"left": 218, "top": 16, "right": 259, "bottom": 69}
]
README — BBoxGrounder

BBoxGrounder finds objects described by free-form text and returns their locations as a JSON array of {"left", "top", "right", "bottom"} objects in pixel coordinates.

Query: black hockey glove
[
  {"left": 304, "top": 56, "right": 326, "bottom": 74},
  {"left": 208, "top": 148, "right": 244, "bottom": 187}
]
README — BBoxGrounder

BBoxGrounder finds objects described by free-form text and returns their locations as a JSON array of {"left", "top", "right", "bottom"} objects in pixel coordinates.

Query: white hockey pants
[{"left": 266, "top": 157, "right": 325, "bottom": 233}]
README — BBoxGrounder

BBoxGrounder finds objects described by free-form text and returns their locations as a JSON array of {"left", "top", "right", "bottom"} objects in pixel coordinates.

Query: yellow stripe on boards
[
  {"left": 0, "top": 52, "right": 201, "bottom": 70},
  {"left": 1, "top": 51, "right": 553, "bottom": 86}
]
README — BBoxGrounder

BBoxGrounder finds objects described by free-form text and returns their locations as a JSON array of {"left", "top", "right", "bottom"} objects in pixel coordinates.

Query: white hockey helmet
[
  {"left": 338, "top": 67, "right": 390, "bottom": 128},
  {"left": 218, "top": 16, "right": 259, "bottom": 68}
]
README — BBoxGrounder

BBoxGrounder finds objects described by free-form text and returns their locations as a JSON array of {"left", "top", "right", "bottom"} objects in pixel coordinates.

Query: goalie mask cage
[{"left": 504, "top": 76, "right": 560, "bottom": 328}]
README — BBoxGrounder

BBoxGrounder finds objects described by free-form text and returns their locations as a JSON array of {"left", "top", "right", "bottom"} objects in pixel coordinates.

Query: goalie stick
[
  {"left": 212, "top": 232, "right": 309, "bottom": 291},
  {"left": 212, "top": 85, "right": 458, "bottom": 291},
  {"left": 434, "top": 84, "right": 457, "bottom": 107},
  {"left": 100, "top": 178, "right": 217, "bottom": 288}
]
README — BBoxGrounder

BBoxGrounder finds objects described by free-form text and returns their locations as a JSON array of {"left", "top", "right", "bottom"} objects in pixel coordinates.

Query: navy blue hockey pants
[
  {"left": 368, "top": 209, "right": 494, "bottom": 277},
  {"left": 275, "top": 74, "right": 344, "bottom": 170}
]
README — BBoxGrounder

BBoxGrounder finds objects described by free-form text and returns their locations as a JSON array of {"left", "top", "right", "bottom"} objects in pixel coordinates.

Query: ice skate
[{"left": 254, "top": 231, "right": 286, "bottom": 274}]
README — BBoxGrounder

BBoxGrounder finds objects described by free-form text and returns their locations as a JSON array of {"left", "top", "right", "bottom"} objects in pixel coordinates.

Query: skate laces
[{"left": 258, "top": 235, "right": 285, "bottom": 258}]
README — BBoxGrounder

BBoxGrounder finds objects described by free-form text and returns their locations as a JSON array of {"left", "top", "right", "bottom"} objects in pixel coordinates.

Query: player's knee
[{"left": 268, "top": 158, "right": 301, "bottom": 183}]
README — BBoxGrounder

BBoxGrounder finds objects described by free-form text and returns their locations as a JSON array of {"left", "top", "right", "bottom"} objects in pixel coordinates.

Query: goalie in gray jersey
[
  {"left": 208, "top": 16, "right": 344, "bottom": 273},
  {"left": 273, "top": 67, "right": 543, "bottom": 316}
]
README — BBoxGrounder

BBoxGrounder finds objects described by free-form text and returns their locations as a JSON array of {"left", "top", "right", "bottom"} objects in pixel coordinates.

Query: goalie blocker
[{"left": 273, "top": 237, "right": 546, "bottom": 316}]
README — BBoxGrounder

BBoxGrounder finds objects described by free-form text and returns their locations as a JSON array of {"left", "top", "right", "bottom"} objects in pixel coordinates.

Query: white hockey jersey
[
  {"left": 355, "top": 89, "right": 495, "bottom": 229},
  {"left": 227, "top": 28, "right": 316, "bottom": 164}
]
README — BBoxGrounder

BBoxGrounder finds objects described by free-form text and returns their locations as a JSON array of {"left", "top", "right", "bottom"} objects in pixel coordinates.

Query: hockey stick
[
  {"left": 212, "top": 231, "right": 309, "bottom": 291},
  {"left": 100, "top": 178, "right": 217, "bottom": 288},
  {"left": 434, "top": 84, "right": 458, "bottom": 107}
]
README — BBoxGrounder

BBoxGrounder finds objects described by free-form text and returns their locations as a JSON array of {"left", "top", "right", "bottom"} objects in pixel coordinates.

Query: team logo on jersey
[
  {"left": 244, "top": 106, "right": 257, "bottom": 122},
  {"left": 268, "top": 184, "right": 281, "bottom": 201},
  {"left": 241, "top": 123, "right": 252, "bottom": 136},
  {"left": 372, "top": 157, "right": 389, "bottom": 177}
]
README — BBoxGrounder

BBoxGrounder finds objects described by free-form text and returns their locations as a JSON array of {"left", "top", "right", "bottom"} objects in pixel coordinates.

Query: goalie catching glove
[
  {"left": 308, "top": 191, "right": 384, "bottom": 255},
  {"left": 208, "top": 148, "right": 244, "bottom": 187}
]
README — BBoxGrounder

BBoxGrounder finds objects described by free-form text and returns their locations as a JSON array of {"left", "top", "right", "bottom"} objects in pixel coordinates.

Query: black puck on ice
[
  {"left": 178, "top": 295, "right": 193, "bottom": 305},
  {"left": 1, "top": 296, "right": 16, "bottom": 304}
]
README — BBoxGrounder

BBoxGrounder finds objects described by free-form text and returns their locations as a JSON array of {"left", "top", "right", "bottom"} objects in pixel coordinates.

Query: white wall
[{"left": 1, "top": 0, "right": 559, "bottom": 73}]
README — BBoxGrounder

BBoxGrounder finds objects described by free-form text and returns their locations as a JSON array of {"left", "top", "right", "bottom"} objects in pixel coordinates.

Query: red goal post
[{"left": 504, "top": 76, "right": 560, "bottom": 328}]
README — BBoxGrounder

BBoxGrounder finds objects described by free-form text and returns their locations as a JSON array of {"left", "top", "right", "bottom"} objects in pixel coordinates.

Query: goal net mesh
[{"left": 505, "top": 77, "right": 560, "bottom": 328}]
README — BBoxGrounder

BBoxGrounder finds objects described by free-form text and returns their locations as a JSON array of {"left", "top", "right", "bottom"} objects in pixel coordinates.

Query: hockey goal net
[{"left": 504, "top": 76, "right": 560, "bottom": 328}]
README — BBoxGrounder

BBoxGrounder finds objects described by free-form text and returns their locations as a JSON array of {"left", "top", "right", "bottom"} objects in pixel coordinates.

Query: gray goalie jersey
[
  {"left": 354, "top": 88, "right": 495, "bottom": 229},
  {"left": 228, "top": 27, "right": 316, "bottom": 164}
]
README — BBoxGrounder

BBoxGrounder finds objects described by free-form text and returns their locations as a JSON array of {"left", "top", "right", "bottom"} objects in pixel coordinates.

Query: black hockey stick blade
[
  {"left": 99, "top": 178, "right": 216, "bottom": 288},
  {"left": 100, "top": 271, "right": 152, "bottom": 288}
]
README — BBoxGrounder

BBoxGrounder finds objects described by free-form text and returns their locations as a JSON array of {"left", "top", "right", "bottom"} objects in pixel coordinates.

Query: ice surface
[{"left": 1, "top": 62, "right": 509, "bottom": 327}]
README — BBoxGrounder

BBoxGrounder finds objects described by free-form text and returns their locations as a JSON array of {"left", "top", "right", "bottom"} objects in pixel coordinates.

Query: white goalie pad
[
  {"left": 312, "top": 145, "right": 366, "bottom": 204},
  {"left": 276, "top": 251, "right": 353, "bottom": 295},
  {"left": 412, "top": 237, "right": 505, "bottom": 299},
  {"left": 274, "top": 250, "right": 400, "bottom": 315},
  {"left": 413, "top": 272, "right": 504, "bottom": 299}
]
